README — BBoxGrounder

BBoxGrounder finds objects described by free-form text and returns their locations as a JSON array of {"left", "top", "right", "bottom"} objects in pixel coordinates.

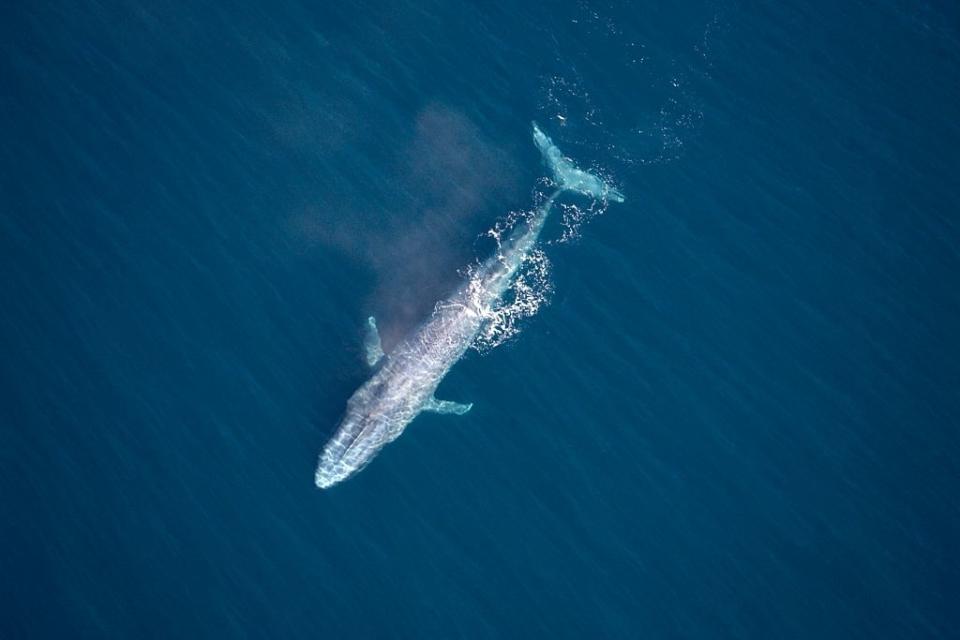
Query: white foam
[{"left": 471, "top": 245, "right": 553, "bottom": 353}]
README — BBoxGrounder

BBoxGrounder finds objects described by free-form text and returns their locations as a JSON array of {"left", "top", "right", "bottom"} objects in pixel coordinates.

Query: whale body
[{"left": 315, "top": 123, "right": 623, "bottom": 489}]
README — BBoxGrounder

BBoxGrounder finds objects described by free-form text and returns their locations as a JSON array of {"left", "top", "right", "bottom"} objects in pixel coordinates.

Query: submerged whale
[{"left": 315, "top": 123, "right": 624, "bottom": 488}]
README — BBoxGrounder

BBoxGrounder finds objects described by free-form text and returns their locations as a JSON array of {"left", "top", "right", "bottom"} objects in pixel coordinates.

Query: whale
[{"left": 315, "top": 122, "right": 624, "bottom": 489}]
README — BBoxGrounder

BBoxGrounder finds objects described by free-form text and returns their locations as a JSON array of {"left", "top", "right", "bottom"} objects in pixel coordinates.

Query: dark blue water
[{"left": 3, "top": 1, "right": 959, "bottom": 637}]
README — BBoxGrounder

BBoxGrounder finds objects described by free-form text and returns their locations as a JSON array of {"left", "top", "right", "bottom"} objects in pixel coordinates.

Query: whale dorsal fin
[
  {"left": 425, "top": 397, "right": 473, "bottom": 416},
  {"left": 363, "top": 316, "right": 385, "bottom": 367}
]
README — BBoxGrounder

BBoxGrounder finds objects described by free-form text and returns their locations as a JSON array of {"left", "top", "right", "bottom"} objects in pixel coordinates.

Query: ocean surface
[{"left": 2, "top": 1, "right": 959, "bottom": 637}]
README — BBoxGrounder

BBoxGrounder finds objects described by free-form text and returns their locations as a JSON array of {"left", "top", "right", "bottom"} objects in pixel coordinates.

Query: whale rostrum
[{"left": 315, "top": 122, "right": 624, "bottom": 489}]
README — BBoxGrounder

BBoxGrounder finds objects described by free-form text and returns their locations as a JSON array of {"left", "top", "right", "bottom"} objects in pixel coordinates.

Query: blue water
[{"left": 3, "top": 1, "right": 959, "bottom": 637}]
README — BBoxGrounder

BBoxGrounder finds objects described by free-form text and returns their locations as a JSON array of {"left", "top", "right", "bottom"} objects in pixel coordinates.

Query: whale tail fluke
[{"left": 532, "top": 122, "right": 625, "bottom": 203}]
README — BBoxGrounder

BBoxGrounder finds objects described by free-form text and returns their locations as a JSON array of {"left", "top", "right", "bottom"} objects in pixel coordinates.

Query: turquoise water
[{"left": 2, "top": 1, "right": 959, "bottom": 637}]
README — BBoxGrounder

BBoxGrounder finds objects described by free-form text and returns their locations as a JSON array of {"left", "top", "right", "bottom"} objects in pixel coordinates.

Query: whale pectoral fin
[
  {"left": 424, "top": 397, "right": 473, "bottom": 416},
  {"left": 363, "top": 316, "right": 385, "bottom": 367}
]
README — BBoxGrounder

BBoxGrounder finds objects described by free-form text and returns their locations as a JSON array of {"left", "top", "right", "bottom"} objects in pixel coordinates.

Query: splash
[
  {"left": 460, "top": 192, "right": 544, "bottom": 352},
  {"left": 462, "top": 158, "right": 623, "bottom": 352},
  {"left": 551, "top": 176, "right": 618, "bottom": 244},
  {"left": 470, "top": 241, "right": 554, "bottom": 354}
]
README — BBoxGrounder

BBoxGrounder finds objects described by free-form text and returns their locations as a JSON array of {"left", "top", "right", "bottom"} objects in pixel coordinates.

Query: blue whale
[{"left": 315, "top": 123, "right": 624, "bottom": 488}]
